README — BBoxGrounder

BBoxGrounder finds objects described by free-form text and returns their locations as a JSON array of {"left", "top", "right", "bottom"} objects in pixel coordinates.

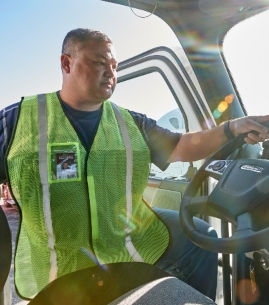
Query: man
[{"left": 1, "top": 28, "right": 269, "bottom": 301}]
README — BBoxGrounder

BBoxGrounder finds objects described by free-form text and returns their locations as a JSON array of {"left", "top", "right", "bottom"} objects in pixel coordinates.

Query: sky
[
  {"left": 1, "top": 0, "right": 269, "bottom": 116},
  {"left": 0, "top": 0, "right": 179, "bottom": 107}
]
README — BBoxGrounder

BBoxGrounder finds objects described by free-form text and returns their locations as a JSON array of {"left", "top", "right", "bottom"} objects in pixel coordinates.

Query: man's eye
[{"left": 92, "top": 61, "right": 105, "bottom": 66}]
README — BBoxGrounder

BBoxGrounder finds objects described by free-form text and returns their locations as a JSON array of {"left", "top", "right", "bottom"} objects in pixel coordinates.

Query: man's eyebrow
[{"left": 95, "top": 53, "right": 117, "bottom": 62}]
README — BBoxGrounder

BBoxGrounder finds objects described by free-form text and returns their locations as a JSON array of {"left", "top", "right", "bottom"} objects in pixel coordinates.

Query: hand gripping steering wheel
[{"left": 180, "top": 134, "right": 269, "bottom": 254}]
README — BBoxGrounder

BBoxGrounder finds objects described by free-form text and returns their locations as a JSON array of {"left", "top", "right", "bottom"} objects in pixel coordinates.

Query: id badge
[{"left": 48, "top": 143, "right": 81, "bottom": 183}]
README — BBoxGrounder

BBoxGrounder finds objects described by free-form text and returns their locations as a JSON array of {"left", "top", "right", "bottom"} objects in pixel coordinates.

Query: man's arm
[
  {"left": 0, "top": 102, "right": 20, "bottom": 182},
  {"left": 169, "top": 115, "right": 269, "bottom": 162},
  {"left": 129, "top": 110, "right": 181, "bottom": 171}
]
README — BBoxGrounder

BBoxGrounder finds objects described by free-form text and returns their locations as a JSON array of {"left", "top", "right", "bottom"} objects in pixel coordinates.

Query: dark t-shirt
[{"left": 0, "top": 95, "right": 181, "bottom": 182}]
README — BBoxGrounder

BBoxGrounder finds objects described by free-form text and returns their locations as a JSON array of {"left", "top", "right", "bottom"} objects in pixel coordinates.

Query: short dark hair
[{"left": 61, "top": 28, "right": 112, "bottom": 55}]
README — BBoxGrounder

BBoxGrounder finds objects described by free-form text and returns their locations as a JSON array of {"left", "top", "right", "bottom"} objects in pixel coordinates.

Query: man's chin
[{"left": 102, "top": 89, "right": 114, "bottom": 100}]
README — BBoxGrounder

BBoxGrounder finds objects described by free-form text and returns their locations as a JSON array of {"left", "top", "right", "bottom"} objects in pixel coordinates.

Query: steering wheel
[{"left": 180, "top": 135, "right": 269, "bottom": 254}]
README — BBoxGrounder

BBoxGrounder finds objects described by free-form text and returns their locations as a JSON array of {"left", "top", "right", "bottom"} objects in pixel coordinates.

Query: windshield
[{"left": 223, "top": 10, "right": 269, "bottom": 116}]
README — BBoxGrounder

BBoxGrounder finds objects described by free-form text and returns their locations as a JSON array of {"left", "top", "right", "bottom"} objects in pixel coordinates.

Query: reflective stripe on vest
[
  {"left": 111, "top": 103, "right": 143, "bottom": 262},
  {"left": 38, "top": 94, "right": 58, "bottom": 282}
]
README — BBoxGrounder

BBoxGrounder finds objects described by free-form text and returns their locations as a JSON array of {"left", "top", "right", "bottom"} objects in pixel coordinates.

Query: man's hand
[{"left": 229, "top": 115, "right": 269, "bottom": 144}]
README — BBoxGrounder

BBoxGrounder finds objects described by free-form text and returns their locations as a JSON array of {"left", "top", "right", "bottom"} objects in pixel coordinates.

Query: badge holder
[{"left": 48, "top": 143, "right": 81, "bottom": 183}]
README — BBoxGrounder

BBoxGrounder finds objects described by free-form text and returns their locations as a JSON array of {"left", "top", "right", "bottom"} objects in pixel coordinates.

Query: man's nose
[{"left": 105, "top": 64, "right": 116, "bottom": 78}]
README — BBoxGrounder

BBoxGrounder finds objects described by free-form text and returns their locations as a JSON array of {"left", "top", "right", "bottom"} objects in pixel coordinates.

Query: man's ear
[{"left": 61, "top": 54, "right": 71, "bottom": 73}]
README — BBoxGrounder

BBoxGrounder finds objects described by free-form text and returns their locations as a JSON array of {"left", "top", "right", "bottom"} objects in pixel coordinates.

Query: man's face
[{"left": 64, "top": 40, "right": 118, "bottom": 104}]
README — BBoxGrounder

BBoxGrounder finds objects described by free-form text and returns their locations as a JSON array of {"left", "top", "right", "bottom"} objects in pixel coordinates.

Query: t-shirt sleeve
[
  {"left": 0, "top": 102, "right": 20, "bottom": 182},
  {"left": 129, "top": 110, "right": 182, "bottom": 171}
]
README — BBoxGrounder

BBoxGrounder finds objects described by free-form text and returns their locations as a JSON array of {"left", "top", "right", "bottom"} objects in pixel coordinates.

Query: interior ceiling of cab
[{"left": 103, "top": 0, "right": 269, "bottom": 49}]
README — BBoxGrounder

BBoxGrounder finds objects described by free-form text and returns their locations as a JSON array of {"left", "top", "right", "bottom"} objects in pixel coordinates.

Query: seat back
[
  {"left": 0, "top": 206, "right": 12, "bottom": 303},
  {"left": 28, "top": 262, "right": 216, "bottom": 305},
  {"left": 29, "top": 262, "right": 169, "bottom": 305}
]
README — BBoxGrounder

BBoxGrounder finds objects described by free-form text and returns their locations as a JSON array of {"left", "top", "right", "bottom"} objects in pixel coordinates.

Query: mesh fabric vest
[{"left": 7, "top": 92, "right": 169, "bottom": 298}]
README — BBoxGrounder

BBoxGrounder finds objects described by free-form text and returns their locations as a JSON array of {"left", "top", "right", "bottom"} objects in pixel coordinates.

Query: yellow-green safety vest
[{"left": 7, "top": 92, "right": 169, "bottom": 298}]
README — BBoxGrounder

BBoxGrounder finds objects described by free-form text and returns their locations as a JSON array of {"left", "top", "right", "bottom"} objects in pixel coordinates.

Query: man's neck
[{"left": 59, "top": 90, "right": 103, "bottom": 112}]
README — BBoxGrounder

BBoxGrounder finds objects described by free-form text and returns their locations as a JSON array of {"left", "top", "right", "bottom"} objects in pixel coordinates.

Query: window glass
[
  {"left": 111, "top": 72, "right": 189, "bottom": 179},
  {"left": 223, "top": 11, "right": 269, "bottom": 115},
  {"left": 112, "top": 73, "right": 176, "bottom": 120}
]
